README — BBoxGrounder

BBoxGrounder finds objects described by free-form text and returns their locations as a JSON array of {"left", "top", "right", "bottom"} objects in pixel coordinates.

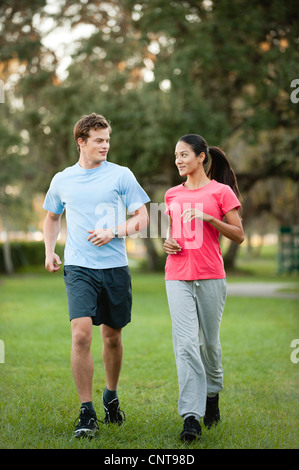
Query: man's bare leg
[
  {"left": 101, "top": 324, "right": 123, "bottom": 391},
  {"left": 71, "top": 317, "right": 93, "bottom": 403},
  {"left": 101, "top": 324, "right": 125, "bottom": 424}
]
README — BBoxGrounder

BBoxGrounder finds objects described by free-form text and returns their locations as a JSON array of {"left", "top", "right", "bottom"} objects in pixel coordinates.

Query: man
[{"left": 43, "top": 113, "right": 150, "bottom": 438}]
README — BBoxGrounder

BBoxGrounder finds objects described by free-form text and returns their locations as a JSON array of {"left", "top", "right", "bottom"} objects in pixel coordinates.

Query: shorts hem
[{"left": 69, "top": 313, "right": 131, "bottom": 329}]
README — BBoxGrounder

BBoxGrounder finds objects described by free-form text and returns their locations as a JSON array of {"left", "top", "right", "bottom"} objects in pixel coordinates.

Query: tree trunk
[
  {"left": 143, "top": 237, "right": 165, "bottom": 271},
  {"left": 3, "top": 232, "right": 14, "bottom": 275},
  {"left": 223, "top": 241, "right": 240, "bottom": 270}
]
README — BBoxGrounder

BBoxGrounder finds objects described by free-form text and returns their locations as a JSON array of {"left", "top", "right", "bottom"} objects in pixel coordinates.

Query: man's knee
[
  {"left": 101, "top": 325, "right": 122, "bottom": 349},
  {"left": 71, "top": 317, "right": 92, "bottom": 349}
]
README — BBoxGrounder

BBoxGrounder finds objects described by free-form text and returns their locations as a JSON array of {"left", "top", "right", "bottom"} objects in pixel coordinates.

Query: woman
[{"left": 164, "top": 134, "right": 244, "bottom": 441}]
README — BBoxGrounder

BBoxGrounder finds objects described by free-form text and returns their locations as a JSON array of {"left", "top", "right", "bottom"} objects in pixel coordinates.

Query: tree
[{"left": 1, "top": 0, "right": 298, "bottom": 270}]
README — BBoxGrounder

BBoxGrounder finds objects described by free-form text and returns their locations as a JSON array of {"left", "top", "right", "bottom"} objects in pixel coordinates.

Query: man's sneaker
[
  {"left": 203, "top": 393, "right": 220, "bottom": 429},
  {"left": 180, "top": 416, "right": 201, "bottom": 441},
  {"left": 73, "top": 405, "right": 99, "bottom": 438},
  {"left": 103, "top": 396, "right": 126, "bottom": 425}
]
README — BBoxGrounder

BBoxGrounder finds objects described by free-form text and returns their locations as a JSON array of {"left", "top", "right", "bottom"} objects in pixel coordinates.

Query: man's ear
[{"left": 77, "top": 137, "right": 85, "bottom": 147}]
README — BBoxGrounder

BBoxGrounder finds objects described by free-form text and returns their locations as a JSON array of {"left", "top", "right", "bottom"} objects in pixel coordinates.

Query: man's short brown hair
[{"left": 74, "top": 113, "right": 112, "bottom": 153}]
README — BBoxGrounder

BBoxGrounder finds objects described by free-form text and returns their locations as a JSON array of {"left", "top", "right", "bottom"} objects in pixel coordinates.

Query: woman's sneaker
[
  {"left": 103, "top": 396, "right": 126, "bottom": 425},
  {"left": 180, "top": 416, "right": 201, "bottom": 441},
  {"left": 73, "top": 405, "right": 99, "bottom": 438},
  {"left": 203, "top": 393, "right": 220, "bottom": 429}
]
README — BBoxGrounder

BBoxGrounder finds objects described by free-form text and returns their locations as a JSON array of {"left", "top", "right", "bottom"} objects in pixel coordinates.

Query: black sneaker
[
  {"left": 180, "top": 416, "right": 201, "bottom": 441},
  {"left": 103, "top": 396, "right": 126, "bottom": 425},
  {"left": 73, "top": 405, "right": 99, "bottom": 438},
  {"left": 203, "top": 393, "right": 220, "bottom": 429}
]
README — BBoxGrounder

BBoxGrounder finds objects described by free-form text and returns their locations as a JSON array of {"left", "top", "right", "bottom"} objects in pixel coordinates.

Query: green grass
[
  {"left": 232, "top": 243, "right": 299, "bottom": 282},
  {"left": 0, "top": 261, "right": 298, "bottom": 449}
]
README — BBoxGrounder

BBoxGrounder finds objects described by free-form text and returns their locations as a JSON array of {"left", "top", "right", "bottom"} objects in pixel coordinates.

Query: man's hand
[
  {"left": 45, "top": 253, "right": 62, "bottom": 273},
  {"left": 87, "top": 228, "right": 113, "bottom": 247}
]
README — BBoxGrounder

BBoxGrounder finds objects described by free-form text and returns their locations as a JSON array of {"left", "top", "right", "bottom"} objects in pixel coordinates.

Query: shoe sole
[{"left": 74, "top": 428, "right": 97, "bottom": 439}]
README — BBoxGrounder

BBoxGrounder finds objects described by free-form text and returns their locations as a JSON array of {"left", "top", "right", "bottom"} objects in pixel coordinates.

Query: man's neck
[{"left": 78, "top": 155, "right": 106, "bottom": 170}]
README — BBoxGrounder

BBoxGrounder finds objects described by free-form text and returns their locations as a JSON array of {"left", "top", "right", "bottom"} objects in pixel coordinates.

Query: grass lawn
[{"left": 0, "top": 260, "right": 298, "bottom": 449}]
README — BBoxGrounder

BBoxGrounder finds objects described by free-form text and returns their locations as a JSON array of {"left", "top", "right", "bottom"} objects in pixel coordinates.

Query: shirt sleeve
[
  {"left": 43, "top": 174, "right": 65, "bottom": 214},
  {"left": 119, "top": 168, "right": 150, "bottom": 213},
  {"left": 219, "top": 185, "right": 241, "bottom": 215}
]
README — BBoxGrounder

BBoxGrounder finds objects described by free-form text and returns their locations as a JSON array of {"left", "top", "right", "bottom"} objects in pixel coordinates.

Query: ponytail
[{"left": 207, "top": 146, "right": 241, "bottom": 200}]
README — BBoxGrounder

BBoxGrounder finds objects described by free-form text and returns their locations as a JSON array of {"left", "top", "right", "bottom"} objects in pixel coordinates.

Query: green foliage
[
  {"left": 0, "top": 241, "right": 64, "bottom": 273},
  {"left": 2, "top": 0, "right": 298, "bottom": 185}
]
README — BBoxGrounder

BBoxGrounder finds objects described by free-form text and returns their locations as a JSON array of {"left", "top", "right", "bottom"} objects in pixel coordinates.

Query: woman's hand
[
  {"left": 163, "top": 238, "right": 182, "bottom": 255},
  {"left": 181, "top": 208, "right": 211, "bottom": 223}
]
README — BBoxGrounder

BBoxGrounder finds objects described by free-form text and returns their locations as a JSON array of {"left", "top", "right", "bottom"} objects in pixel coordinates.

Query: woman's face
[{"left": 175, "top": 141, "right": 204, "bottom": 177}]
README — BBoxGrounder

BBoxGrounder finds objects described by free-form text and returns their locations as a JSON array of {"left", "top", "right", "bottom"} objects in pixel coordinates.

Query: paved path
[{"left": 226, "top": 282, "right": 299, "bottom": 300}]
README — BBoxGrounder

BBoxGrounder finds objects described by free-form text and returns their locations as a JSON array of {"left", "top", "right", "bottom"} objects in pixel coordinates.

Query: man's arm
[
  {"left": 124, "top": 204, "right": 149, "bottom": 236},
  {"left": 44, "top": 211, "right": 62, "bottom": 272},
  {"left": 87, "top": 204, "right": 149, "bottom": 247}
]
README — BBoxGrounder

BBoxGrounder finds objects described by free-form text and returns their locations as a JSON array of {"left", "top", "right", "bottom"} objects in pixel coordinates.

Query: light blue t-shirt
[{"left": 43, "top": 161, "right": 150, "bottom": 269}]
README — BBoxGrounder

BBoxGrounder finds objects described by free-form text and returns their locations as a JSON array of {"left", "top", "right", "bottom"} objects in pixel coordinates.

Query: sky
[{"left": 34, "top": 0, "right": 97, "bottom": 80}]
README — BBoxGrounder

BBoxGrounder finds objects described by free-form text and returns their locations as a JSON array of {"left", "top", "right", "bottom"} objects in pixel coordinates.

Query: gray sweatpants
[{"left": 165, "top": 279, "right": 227, "bottom": 421}]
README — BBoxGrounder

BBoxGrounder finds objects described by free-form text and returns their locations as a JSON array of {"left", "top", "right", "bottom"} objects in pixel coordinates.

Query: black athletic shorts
[{"left": 63, "top": 265, "right": 132, "bottom": 328}]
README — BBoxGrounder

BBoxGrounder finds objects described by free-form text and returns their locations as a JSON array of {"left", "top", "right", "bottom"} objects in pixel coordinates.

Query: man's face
[{"left": 78, "top": 127, "right": 110, "bottom": 168}]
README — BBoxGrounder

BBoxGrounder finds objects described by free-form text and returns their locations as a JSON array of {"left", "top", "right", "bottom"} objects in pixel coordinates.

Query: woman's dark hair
[{"left": 178, "top": 134, "right": 241, "bottom": 200}]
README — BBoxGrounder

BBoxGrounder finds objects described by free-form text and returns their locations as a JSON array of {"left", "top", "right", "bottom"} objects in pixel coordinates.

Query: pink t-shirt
[{"left": 164, "top": 180, "right": 241, "bottom": 280}]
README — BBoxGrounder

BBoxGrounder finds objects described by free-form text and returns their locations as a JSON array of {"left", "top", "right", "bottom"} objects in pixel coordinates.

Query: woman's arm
[
  {"left": 208, "top": 209, "right": 244, "bottom": 244},
  {"left": 182, "top": 207, "right": 244, "bottom": 245},
  {"left": 163, "top": 216, "right": 182, "bottom": 254}
]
